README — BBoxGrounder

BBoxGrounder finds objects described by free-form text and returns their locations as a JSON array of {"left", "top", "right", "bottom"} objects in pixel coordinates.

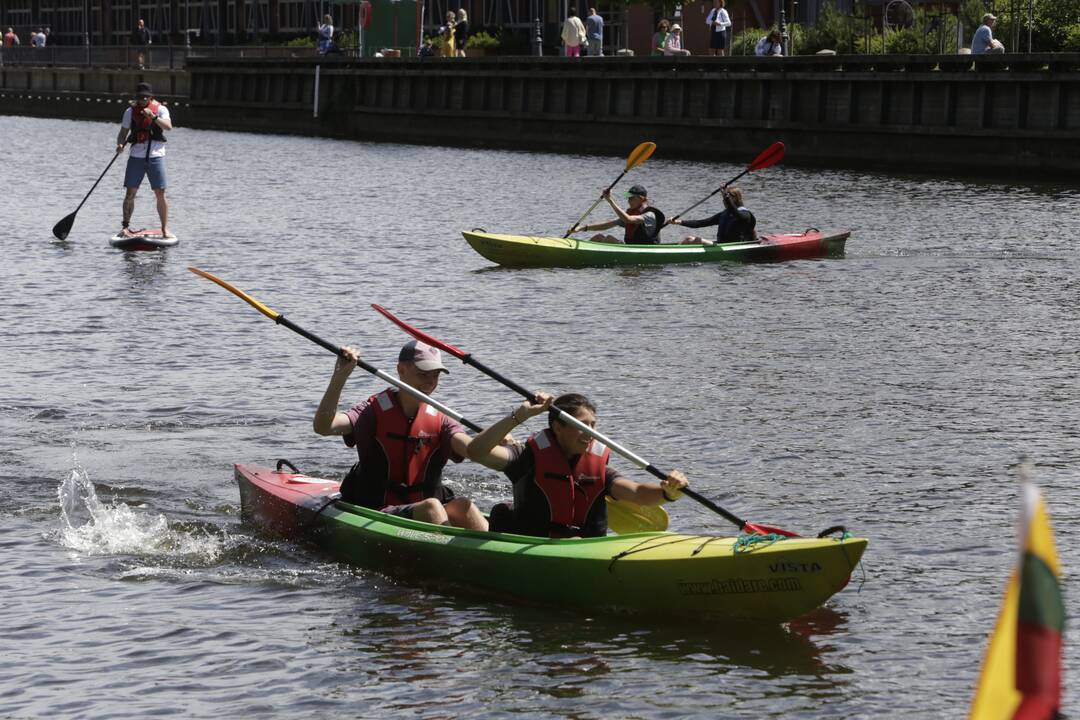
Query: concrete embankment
[{"left": 3, "top": 54, "right": 1079, "bottom": 177}]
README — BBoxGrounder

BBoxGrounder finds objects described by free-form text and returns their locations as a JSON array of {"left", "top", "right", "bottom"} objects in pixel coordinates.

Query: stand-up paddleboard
[{"left": 109, "top": 229, "right": 179, "bottom": 251}]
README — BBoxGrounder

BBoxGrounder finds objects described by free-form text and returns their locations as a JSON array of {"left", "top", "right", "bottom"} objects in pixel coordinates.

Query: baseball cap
[
  {"left": 983, "top": 13, "right": 996, "bottom": 21},
  {"left": 398, "top": 340, "right": 449, "bottom": 374},
  {"left": 626, "top": 184, "right": 648, "bottom": 198},
  {"left": 136, "top": 82, "right": 154, "bottom": 98}
]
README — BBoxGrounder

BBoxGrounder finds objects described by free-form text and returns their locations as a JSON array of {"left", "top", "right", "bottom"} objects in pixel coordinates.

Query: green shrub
[
  {"left": 285, "top": 36, "right": 315, "bottom": 47},
  {"left": 886, "top": 27, "right": 927, "bottom": 54},
  {"left": 466, "top": 31, "right": 500, "bottom": 49},
  {"left": 1063, "top": 23, "right": 1080, "bottom": 51}
]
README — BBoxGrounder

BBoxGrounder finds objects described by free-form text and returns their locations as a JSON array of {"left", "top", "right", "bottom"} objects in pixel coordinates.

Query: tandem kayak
[
  {"left": 109, "top": 229, "right": 179, "bottom": 251},
  {"left": 462, "top": 229, "right": 849, "bottom": 268},
  {"left": 237, "top": 463, "right": 867, "bottom": 623}
]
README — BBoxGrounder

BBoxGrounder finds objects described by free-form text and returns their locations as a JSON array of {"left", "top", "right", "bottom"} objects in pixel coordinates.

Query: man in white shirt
[
  {"left": 705, "top": 0, "right": 732, "bottom": 57},
  {"left": 115, "top": 82, "right": 174, "bottom": 237}
]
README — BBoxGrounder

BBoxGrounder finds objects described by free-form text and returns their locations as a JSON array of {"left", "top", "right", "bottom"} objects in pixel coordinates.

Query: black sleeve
[{"left": 679, "top": 211, "right": 724, "bottom": 229}]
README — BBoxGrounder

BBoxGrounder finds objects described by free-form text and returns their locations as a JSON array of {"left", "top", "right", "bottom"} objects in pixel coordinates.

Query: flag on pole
[{"left": 969, "top": 477, "right": 1065, "bottom": 719}]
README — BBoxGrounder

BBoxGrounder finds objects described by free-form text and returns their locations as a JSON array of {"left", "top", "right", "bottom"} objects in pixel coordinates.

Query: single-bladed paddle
[
  {"left": 564, "top": 141, "right": 656, "bottom": 238},
  {"left": 53, "top": 148, "right": 126, "bottom": 240},
  {"left": 371, "top": 303, "right": 797, "bottom": 537},
  {"left": 665, "top": 141, "right": 786, "bottom": 227},
  {"left": 188, "top": 268, "right": 666, "bottom": 535}
]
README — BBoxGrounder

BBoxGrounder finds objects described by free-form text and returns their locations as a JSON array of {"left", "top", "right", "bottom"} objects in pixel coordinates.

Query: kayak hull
[
  {"left": 463, "top": 230, "right": 849, "bottom": 268},
  {"left": 109, "top": 229, "right": 179, "bottom": 251},
  {"left": 236, "top": 464, "right": 867, "bottom": 623}
]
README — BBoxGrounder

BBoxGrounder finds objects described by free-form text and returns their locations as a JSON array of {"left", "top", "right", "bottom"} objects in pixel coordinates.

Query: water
[{"left": 1, "top": 114, "right": 1078, "bottom": 718}]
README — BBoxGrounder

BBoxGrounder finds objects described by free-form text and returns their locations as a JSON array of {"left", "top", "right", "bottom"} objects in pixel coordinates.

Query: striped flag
[{"left": 969, "top": 478, "right": 1065, "bottom": 719}]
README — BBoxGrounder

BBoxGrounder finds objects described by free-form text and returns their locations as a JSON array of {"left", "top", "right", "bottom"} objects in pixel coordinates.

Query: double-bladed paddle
[
  {"left": 188, "top": 267, "right": 663, "bottom": 535},
  {"left": 53, "top": 148, "right": 126, "bottom": 240},
  {"left": 665, "top": 141, "right": 786, "bottom": 227},
  {"left": 371, "top": 304, "right": 797, "bottom": 537},
  {"left": 564, "top": 141, "right": 656, "bottom": 238}
]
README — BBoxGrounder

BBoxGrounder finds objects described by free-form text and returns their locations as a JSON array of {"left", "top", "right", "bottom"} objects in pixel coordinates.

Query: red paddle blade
[
  {"left": 743, "top": 521, "right": 800, "bottom": 537},
  {"left": 749, "top": 141, "right": 785, "bottom": 172},
  {"left": 371, "top": 304, "right": 468, "bottom": 360}
]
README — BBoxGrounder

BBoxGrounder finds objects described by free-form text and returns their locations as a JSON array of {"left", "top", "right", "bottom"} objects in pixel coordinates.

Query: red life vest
[
  {"left": 370, "top": 389, "right": 446, "bottom": 506},
  {"left": 128, "top": 99, "right": 167, "bottom": 146},
  {"left": 526, "top": 428, "right": 610, "bottom": 537}
]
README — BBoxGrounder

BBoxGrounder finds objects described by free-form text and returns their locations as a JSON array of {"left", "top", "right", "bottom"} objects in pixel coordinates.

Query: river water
[{"left": 1, "top": 114, "right": 1077, "bottom": 718}]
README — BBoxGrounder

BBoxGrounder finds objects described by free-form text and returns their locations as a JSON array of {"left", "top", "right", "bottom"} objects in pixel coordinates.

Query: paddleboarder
[
  {"left": 670, "top": 186, "right": 756, "bottom": 245},
  {"left": 466, "top": 392, "right": 689, "bottom": 538},
  {"left": 572, "top": 185, "right": 664, "bottom": 244},
  {"left": 313, "top": 341, "right": 489, "bottom": 531},
  {"left": 115, "top": 82, "right": 173, "bottom": 238}
]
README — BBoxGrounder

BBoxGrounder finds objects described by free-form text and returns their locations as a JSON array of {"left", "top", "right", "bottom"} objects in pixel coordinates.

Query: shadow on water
[
  {"left": 121, "top": 248, "right": 170, "bottom": 285},
  {"left": 334, "top": 588, "right": 852, "bottom": 680}
]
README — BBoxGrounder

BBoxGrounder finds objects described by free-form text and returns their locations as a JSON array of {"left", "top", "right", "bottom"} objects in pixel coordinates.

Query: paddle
[
  {"left": 371, "top": 303, "right": 797, "bottom": 537},
  {"left": 606, "top": 495, "right": 669, "bottom": 534},
  {"left": 665, "top": 141, "right": 786, "bottom": 227},
  {"left": 563, "top": 141, "right": 656, "bottom": 238},
  {"left": 53, "top": 147, "right": 126, "bottom": 240},
  {"left": 188, "top": 267, "right": 662, "bottom": 535}
]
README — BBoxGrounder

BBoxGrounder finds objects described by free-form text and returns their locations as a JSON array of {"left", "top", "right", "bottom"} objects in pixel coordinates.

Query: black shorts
[
  {"left": 710, "top": 29, "right": 728, "bottom": 49},
  {"left": 380, "top": 501, "right": 422, "bottom": 519}
]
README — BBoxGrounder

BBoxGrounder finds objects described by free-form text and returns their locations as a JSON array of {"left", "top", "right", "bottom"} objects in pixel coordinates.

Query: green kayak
[
  {"left": 237, "top": 463, "right": 867, "bottom": 623},
  {"left": 462, "top": 229, "right": 850, "bottom": 268}
]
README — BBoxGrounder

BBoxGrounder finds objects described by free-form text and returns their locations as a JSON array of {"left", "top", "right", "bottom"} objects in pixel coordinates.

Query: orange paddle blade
[
  {"left": 625, "top": 141, "right": 657, "bottom": 171},
  {"left": 188, "top": 267, "right": 281, "bottom": 321}
]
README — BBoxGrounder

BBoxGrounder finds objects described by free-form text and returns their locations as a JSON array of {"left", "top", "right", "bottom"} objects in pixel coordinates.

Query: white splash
[{"left": 56, "top": 463, "right": 224, "bottom": 562}]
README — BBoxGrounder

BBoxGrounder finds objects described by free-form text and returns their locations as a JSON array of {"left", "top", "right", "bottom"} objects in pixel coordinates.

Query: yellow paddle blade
[
  {"left": 625, "top": 141, "right": 657, "bottom": 171},
  {"left": 188, "top": 267, "right": 281, "bottom": 321},
  {"left": 606, "top": 496, "right": 669, "bottom": 534}
]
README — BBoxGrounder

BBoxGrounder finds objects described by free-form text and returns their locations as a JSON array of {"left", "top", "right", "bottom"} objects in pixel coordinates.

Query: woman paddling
[
  {"left": 467, "top": 392, "right": 689, "bottom": 538},
  {"left": 671, "top": 186, "right": 756, "bottom": 245}
]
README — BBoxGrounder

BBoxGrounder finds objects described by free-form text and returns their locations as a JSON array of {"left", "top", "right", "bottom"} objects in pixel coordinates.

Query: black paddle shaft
[
  {"left": 53, "top": 148, "right": 126, "bottom": 240},
  {"left": 275, "top": 315, "right": 484, "bottom": 433}
]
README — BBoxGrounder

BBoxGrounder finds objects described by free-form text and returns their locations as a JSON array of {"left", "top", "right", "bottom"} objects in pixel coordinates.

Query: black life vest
[
  {"left": 524, "top": 428, "right": 610, "bottom": 537},
  {"left": 624, "top": 205, "right": 665, "bottom": 245},
  {"left": 718, "top": 207, "right": 757, "bottom": 243},
  {"left": 127, "top": 99, "right": 167, "bottom": 146}
]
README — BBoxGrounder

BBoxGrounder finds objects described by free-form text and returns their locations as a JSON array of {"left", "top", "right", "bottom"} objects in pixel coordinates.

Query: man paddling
[
  {"left": 116, "top": 82, "right": 173, "bottom": 238},
  {"left": 571, "top": 185, "right": 664, "bottom": 244},
  {"left": 314, "top": 341, "right": 489, "bottom": 531},
  {"left": 467, "top": 392, "right": 688, "bottom": 538}
]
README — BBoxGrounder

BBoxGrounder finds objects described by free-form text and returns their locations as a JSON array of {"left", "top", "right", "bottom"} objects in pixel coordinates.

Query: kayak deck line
[{"left": 237, "top": 463, "right": 867, "bottom": 622}]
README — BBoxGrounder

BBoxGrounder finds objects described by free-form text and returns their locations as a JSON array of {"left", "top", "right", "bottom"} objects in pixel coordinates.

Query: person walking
[
  {"left": 3, "top": 28, "right": 19, "bottom": 48},
  {"left": 31, "top": 28, "right": 46, "bottom": 48},
  {"left": 585, "top": 8, "right": 604, "bottom": 57},
  {"left": 115, "top": 82, "right": 173, "bottom": 238},
  {"left": 467, "top": 392, "right": 689, "bottom": 538},
  {"left": 561, "top": 7, "right": 587, "bottom": 57},
  {"left": 313, "top": 342, "right": 489, "bottom": 531},
  {"left": 131, "top": 18, "right": 151, "bottom": 67},
  {"left": 316, "top": 14, "right": 335, "bottom": 54},
  {"left": 705, "top": 0, "right": 732, "bottom": 56},
  {"left": 440, "top": 12, "right": 456, "bottom": 57},
  {"left": 454, "top": 9, "right": 469, "bottom": 57}
]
